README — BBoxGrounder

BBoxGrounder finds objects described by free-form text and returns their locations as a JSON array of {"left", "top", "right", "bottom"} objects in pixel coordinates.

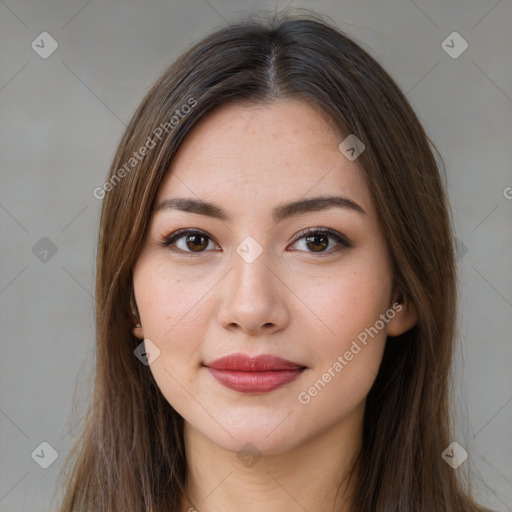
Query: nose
[{"left": 216, "top": 246, "right": 290, "bottom": 336}]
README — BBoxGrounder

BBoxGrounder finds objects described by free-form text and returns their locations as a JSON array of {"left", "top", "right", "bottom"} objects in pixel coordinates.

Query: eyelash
[{"left": 160, "top": 227, "right": 351, "bottom": 256}]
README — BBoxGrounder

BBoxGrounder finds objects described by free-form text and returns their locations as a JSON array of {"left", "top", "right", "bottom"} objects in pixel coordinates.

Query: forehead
[{"left": 156, "top": 99, "right": 373, "bottom": 218}]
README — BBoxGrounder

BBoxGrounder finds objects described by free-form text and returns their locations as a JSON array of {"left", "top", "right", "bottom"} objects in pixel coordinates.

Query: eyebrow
[{"left": 154, "top": 195, "right": 366, "bottom": 223}]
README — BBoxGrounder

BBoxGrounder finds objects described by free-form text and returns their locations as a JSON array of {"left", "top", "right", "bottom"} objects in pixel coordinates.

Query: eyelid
[
  {"left": 160, "top": 228, "right": 219, "bottom": 250},
  {"left": 289, "top": 227, "right": 351, "bottom": 250},
  {"left": 160, "top": 227, "right": 351, "bottom": 254}
]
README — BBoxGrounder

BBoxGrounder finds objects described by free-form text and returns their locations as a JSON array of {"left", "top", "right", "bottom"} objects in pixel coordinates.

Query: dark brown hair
[{"left": 56, "top": 9, "right": 491, "bottom": 512}]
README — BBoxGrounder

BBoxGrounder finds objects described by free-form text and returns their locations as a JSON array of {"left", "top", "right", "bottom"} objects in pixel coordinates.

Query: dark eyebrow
[{"left": 154, "top": 195, "right": 366, "bottom": 223}]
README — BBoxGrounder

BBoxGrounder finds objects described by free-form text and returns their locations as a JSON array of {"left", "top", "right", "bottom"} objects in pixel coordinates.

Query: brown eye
[
  {"left": 289, "top": 228, "right": 351, "bottom": 254},
  {"left": 305, "top": 233, "right": 329, "bottom": 252},
  {"left": 185, "top": 234, "right": 209, "bottom": 252},
  {"left": 162, "top": 229, "right": 219, "bottom": 254}
]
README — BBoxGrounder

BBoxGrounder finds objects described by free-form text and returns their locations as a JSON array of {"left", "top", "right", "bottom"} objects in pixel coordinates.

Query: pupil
[{"left": 306, "top": 234, "right": 328, "bottom": 252}]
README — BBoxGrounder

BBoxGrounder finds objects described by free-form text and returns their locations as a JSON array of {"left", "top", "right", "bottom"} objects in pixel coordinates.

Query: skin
[{"left": 132, "top": 99, "right": 417, "bottom": 512}]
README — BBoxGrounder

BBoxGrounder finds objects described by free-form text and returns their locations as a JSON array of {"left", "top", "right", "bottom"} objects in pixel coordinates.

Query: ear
[
  {"left": 130, "top": 312, "right": 144, "bottom": 339},
  {"left": 386, "top": 290, "right": 418, "bottom": 337},
  {"left": 130, "top": 286, "right": 144, "bottom": 340}
]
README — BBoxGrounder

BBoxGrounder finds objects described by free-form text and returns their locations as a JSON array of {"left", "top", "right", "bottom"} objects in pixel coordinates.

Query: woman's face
[{"left": 132, "top": 99, "right": 415, "bottom": 455}]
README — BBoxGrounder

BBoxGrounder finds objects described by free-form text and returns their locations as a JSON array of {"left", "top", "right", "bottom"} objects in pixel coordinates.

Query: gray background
[{"left": 1, "top": 0, "right": 511, "bottom": 510}]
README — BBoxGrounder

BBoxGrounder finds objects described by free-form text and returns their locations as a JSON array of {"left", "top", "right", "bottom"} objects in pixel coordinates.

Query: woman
[{"left": 57, "top": 10, "right": 492, "bottom": 512}]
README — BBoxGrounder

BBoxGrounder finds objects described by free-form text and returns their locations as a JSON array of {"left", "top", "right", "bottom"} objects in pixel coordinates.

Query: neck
[{"left": 179, "top": 407, "right": 362, "bottom": 512}]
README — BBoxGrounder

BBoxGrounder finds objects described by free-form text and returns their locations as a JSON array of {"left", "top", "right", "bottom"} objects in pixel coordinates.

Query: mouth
[{"left": 203, "top": 353, "right": 307, "bottom": 393}]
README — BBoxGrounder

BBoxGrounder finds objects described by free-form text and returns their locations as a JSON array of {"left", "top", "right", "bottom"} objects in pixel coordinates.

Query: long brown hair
[{"left": 56, "top": 9, "right": 491, "bottom": 512}]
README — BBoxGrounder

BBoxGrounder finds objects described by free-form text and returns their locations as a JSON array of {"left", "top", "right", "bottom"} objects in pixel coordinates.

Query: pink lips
[{"left": 204, "top": 353, "right": 306, "bottom": 393}]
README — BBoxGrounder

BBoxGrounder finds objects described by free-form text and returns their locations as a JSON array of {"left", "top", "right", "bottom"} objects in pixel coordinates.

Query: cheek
[
  {"left": 295, "top": 265, "right": 392, "bottom": 404},
  {"left": 133, "top": 258, "right": 213, "bottom": 342},
  {"left": 132, "top": 258, "right": 210, "bottom": 413},
  {"left": 305, "top": 263, "right": 392, "bottom": 346},
  {"left": 133, "top": 257, "right": 220, "bottom": 395}
]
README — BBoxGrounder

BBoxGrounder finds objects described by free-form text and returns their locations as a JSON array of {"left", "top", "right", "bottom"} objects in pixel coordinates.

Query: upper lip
[{"left": 204, "top": 353, "right": 305, "bottom": 371}]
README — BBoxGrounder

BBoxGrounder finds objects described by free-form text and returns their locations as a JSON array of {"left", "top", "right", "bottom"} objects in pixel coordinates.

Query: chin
[{"left": 198, "top": 415, "right": 306, "bottom": 457}]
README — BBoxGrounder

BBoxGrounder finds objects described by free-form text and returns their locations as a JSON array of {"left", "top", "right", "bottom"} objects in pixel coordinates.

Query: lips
[{"left": 204, "top": 353, "right": 306, "bottom": 393}]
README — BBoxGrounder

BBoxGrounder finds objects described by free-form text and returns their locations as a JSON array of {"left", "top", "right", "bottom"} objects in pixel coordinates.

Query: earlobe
[
  {"left": 386, "top": 295, "right": 418, "bottom": 337},
  {"left": 131, "top": 312, "right": 144, "bottom": 339},
  {"left": 130, "top": 287, "right": 144, "bottom": 339},
  {"left": 133, "top": 324, "right": 144, "bottom": 340}
]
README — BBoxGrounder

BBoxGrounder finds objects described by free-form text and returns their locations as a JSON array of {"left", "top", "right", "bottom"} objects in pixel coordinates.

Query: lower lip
[{"left": 206, "top": 367, "right": 305, "bottom": 393}]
